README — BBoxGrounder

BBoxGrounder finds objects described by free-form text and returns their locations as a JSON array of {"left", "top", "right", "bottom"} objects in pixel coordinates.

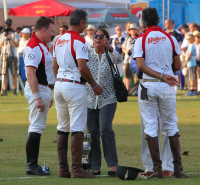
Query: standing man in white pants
[
  {"left": 134, "top": 8, "right": 188, "bottom": 179},
  {"left": 24, "top": 16, "right": 55, "bottom": 175},
  {"left": 53, "top": 9, "right": 102, "bottom": 178},
  {"left": 130, "top": 18, "right": 174, "bottom": 177}
]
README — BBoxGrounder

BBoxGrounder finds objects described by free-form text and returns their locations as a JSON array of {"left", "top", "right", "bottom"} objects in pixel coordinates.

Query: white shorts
[
  {"left": 54, "top": 81, "right": 87, "bottom": 133},
  {"left": 24, "top": 83, "right": 52, "bottom": 134},
  {"left": 138, "top": 82, "right": 179, "bottom": 137}
]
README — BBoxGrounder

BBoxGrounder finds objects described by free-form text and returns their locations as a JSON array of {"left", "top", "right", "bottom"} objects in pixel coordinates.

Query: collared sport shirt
[
  {"left": 134, "top": 26, "right": 181, "bottom": 79},
  {"left": 53, "top": 30, "right": 89, "bottom": 82},
  {"left": 24, "top": 32, "right": 55, "bottom": 85}
]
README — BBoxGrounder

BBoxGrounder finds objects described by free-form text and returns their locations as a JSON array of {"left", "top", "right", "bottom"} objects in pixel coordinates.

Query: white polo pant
[
  {"left": 24, "top": 83, "right": 52, "bottom": 134},
  {"left": 138, "top": 82, "right": 179, "bottom": 138},
  {"left": 54, "top": 81, "right": 87, "bottom": 133},
  {"left": 141, "top": 113, "right": 174, "bottom": 172}
]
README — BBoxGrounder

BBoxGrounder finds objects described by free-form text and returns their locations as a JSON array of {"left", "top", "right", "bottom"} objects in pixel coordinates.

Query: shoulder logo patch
[
  {"left": 82, "top": 46, "right": 88, "bottom": 53},
  {"left": 28, "top": 54, "right": 35, "bottom": 60}
]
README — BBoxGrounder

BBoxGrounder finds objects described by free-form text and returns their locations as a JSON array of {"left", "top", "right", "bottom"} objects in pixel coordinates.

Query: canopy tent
[
  {"left": 8, "top": 0, "right": 76, "bottom": 17},
  {"left": 88, "top": 8, "right": 139, "bottom": 28},
  {"left": 0, "top": 0, "right": 130, "bottom": 9}
]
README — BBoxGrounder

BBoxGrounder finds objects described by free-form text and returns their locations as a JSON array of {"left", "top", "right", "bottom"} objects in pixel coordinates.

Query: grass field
[{"left": 0, "top": 91, "right": 200, "bottom": 185}]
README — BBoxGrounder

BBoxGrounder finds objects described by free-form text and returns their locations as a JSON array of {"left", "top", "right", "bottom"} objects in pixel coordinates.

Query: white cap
[
  {"left": 129, "top": 23, "right": 139, "bottom": 30},
  {"left": 21, "top": 28, "right": 30, "bottom": 34},
  {"left": 86, "top": 24, "right": 95, "bottom": 30}
]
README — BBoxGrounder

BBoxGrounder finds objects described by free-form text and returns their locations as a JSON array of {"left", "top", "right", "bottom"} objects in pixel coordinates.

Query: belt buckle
[{"left": 60, "top": 78, "right": 64, "bottom": 82}]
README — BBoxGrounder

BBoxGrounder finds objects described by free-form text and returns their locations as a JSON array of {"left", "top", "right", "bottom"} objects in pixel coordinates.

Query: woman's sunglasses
[{"left": 93, "top": 34, "right": 104, "bottom": 39}]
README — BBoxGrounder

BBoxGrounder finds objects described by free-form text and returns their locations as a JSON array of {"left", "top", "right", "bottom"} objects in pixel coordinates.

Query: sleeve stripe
[{"left": 25, "top": 65, "right": 38, "bottom": 69}]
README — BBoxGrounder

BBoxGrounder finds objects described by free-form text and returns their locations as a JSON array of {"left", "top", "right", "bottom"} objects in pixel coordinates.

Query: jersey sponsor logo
[
  {"left": 82, "top": 46, "right": 88, "bottom": 53},
  {"left": 28, "top": 54, "right": 35, "bottom": 60},
  {"left": 56, "top": 39, "right": 70, "bottom": 47},
  {"left": 148, "top": 37, "right": 166, "bottom": 44}
]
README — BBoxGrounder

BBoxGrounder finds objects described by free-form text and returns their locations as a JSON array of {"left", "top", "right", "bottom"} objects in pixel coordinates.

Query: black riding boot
[{"left": 26, "top": 132, "right": 50, "bottom": 176}]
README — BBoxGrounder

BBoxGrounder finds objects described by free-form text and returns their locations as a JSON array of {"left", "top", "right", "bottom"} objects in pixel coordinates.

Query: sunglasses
[
  {"left": 197, "top": 36, "right": 200, "bottom": 38},
  {"left": 94, "top": 34, "right": 104, "bottom": 39}
]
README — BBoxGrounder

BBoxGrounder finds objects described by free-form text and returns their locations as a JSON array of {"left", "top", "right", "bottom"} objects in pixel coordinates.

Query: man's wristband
[
  {"left": 33, "top": 92, "right": 41, "bottom": 100},
  {"left": 92, "top": 84, "right": 98, "bottom": 90},
  {"left": 160, "top": 73, "right": 163, "bottom": 81}
]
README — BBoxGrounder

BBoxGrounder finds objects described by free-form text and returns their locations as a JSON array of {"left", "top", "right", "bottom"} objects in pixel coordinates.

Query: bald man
[{"left": 165, "top": 19, "right": 183, "bottom": 45}]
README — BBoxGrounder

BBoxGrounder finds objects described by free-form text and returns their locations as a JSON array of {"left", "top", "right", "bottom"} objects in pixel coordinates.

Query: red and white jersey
[
  {"left": 134, "top": 26, "right": 180, "bottom": 79},
  {"left": 53, "top": 30, "right": 89, "bottom": 82},
  {"left": 24, "top": 33, "right": 55, "bottom": 85}
]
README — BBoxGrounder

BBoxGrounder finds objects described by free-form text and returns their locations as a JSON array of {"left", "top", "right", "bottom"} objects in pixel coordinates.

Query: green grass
[{"left": 0, "top": 91, "right": 200, "bottom": 185}]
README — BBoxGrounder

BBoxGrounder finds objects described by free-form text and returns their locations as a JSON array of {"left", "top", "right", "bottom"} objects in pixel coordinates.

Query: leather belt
[
  {"left": 38, "top": 83, "right": 54, "bottom": 89},
  {"left": 56, "top": 78, "right": 86, "bottom": 85},
  {"left": 139, "top": 79, "right": 163, "bottom": 82}
]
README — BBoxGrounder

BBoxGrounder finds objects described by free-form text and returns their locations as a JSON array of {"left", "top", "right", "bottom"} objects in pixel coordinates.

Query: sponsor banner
[
  {"left": 111, "top": 13, "right": 130, "bottom": 19},
  {"left": 130, "top": 1, "right": 149, "bottom": 18},
  {"left": 89, "top": 14, "right": 103, "bottom": 18}
]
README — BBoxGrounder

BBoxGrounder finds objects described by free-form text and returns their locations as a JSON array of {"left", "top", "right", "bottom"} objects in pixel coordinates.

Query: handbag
[{"left": 105, "top": 48, "right": 128, "bottom": 102}]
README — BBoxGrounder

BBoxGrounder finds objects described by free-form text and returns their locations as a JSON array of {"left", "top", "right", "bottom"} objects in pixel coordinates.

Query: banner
[{"left": 130, "top": 1, "right": 149, "bottom": 18}]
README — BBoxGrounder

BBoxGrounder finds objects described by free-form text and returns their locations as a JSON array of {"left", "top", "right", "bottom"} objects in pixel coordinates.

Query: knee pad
[
  {"left": 57, "top": 130, "right": 69, "bottom": 135},
  {"left": 71, "top": 132, "right": 83, "bottom": 137}
]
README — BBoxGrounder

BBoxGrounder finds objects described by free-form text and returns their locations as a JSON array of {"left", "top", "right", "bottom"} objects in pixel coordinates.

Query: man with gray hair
[{"left": 53, "top": 9, "right": 102, "bottom": 178}]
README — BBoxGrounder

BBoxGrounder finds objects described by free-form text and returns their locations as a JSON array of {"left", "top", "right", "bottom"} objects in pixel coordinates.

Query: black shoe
[
  {"left": 12, "top": 89, "right": 17, "bottom": 96},
  {"left": 107, "top": 171, "right": 116, "bottom": 176},
  {"left": 26, "top": 164, "right": 50, "bottom": 176},
  {"left": 1, "top": 90, "right": 7, "bottom": 96},
  {"left": 94, "top": 171, "right": 101, "bottom": 175}
]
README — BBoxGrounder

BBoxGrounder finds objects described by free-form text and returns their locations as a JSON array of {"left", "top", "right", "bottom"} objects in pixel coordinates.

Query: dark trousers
[{"left": 87, "top": 102, "right": 118, "bottom": 170}]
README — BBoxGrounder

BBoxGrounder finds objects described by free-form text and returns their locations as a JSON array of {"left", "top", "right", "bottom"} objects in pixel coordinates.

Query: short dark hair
[
  {"left": 142, "top": 8, "right": 160, "bottom": 27},
  {"left": 35, "top": 16, "right": 54, "bottom": 32},
  {"left": 95, "top": 28, "right": 110, "bottom": 41},
  {"left": 60, "top": 25, "right": 68, "bottom": 30},
  {"left": 16, "top": 27, "right": 22, "bottom": 31},
  {"left": 70, "top": 9, "right": 87, "bottom": 26}
]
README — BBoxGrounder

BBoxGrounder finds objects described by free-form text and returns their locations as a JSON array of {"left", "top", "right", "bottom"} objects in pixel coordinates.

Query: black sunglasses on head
[{"left": 94, "top": 34, "right": 104, "bottom": 39}]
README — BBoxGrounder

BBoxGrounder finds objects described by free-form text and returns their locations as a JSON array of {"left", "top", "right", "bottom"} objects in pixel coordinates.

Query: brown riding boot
[
  {"left": 71, "top": 132, "right": 96, "bottom": 178},
  {"left": 169, "top": 133, "right": 188, "bottom": 178},
  {"left": 57, "top": 132, "right": 71, "bottom": 178},
  {"left": 146, "top": 135, "right": 163, "bottom": 179}
]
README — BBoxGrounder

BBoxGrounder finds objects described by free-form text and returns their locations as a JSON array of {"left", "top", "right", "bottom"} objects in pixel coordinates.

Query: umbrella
[
  {"left": 8, "top": 0, "right": 76, "bottom": 17},
  {"left": 88, "top": 8, "right": 139, "bottom": 28}
]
